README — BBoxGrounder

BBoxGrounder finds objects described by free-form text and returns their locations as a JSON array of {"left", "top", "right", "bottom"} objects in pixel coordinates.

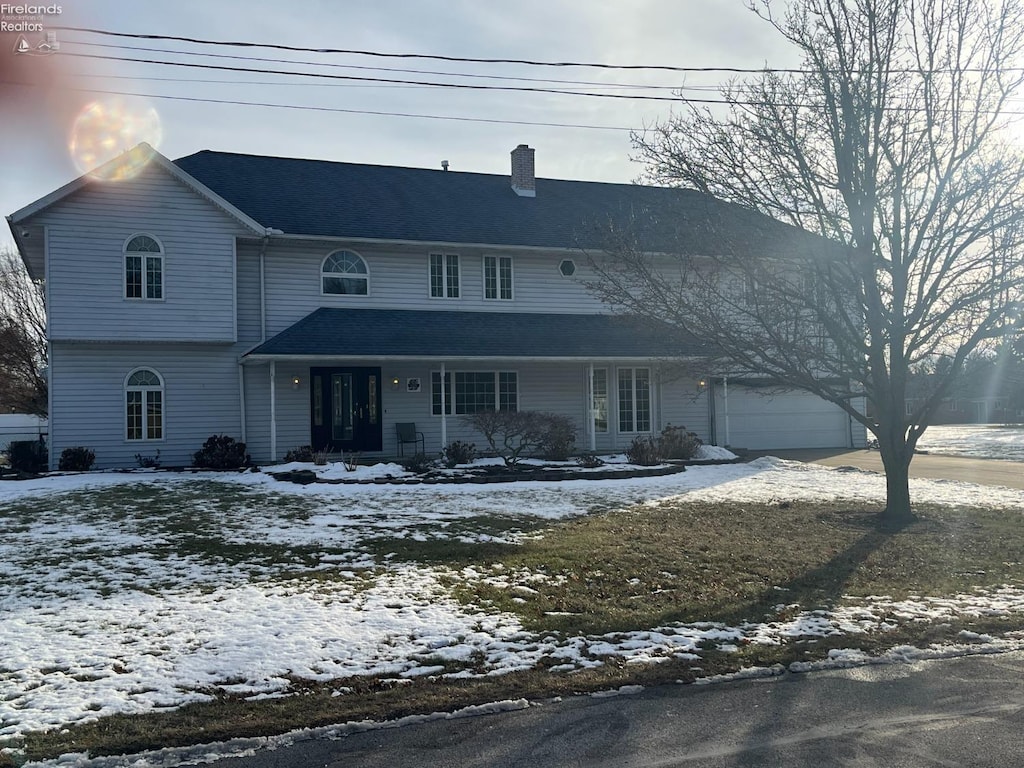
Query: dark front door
[{"left": 310, "top": 367, "right": 382, "bottom": 452}]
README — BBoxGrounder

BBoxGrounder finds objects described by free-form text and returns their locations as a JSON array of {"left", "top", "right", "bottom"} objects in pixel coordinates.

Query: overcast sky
[{"left": 0, "top": 0, "right": 802, "bottom": 250}]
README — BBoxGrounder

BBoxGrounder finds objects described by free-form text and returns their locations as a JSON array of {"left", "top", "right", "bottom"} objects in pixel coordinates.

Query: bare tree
[
  {"left": 0, "top": 248, "right": 47, "bottom": 415},
  {"left": 588, "top": 0, "right": 1024, "bottom": 524}
]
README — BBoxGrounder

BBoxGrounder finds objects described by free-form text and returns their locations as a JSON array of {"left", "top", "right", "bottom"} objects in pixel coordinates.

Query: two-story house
[{"left": 8, "top": 143, "right": 865, "bottom": 469}]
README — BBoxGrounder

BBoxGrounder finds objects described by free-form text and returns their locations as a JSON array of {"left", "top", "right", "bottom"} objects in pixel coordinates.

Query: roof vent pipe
[
  {"left": 510, "top": 144, "right": 536, "bottom": 197},
  {"left": 441, "top": 160, "right": 449, "bottom": 171}
]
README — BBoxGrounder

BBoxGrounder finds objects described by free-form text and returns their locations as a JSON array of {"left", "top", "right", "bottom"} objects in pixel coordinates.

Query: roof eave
[{"left": 8, "top": 143, "right": 268, "bottom": 236}]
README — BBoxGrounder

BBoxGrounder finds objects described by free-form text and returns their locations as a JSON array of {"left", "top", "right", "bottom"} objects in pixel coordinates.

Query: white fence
[{"left": 0, "top": 414, "right": 48, "bottom": 452}]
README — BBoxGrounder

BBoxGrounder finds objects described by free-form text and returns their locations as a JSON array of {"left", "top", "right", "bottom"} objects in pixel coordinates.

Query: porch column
[
  {"left": 587, "top": 363, "right": 596, "bottom": 452},
  {"left": 440, "top": 362, "right": 447, "bottom": 448},
  {"left": 238, "top": 363, "right": 247, "bottom": 443},
  {"left": 269, "top": 360, "right": 277, "bottom": 461}
]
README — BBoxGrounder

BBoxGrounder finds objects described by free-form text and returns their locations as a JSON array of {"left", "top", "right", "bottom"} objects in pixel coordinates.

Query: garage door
[{"left": 713, "top": 386, "right": 850, "bottom": 449}]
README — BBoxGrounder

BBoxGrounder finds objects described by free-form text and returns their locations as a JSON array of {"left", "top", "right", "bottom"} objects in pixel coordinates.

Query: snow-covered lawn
[
  {"left": 2, "top": 456, "right": 1024, "bottom": 743},
  {"left": 917, "top": 424, "right": 1024, "bottom": 462}
]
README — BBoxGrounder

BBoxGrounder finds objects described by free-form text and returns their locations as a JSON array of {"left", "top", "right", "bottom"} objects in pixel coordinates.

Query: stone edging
[{"left": 267, "top": 461, "right": 724, "bottom": 486}]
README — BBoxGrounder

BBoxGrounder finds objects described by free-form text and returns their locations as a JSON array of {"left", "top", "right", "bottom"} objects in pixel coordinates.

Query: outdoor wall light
[
  {"left": 698, "top": 379, "right": 707, "bottom": 389},
  {"left": 291, "top": 376, "right": 301, "bottom": 390},
  {"left": 391, "top": 377, "right": 401, "bottom": 390}
]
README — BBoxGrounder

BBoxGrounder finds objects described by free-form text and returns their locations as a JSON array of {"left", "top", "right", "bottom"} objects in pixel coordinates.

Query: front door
[{"left": 310, "top": 367, "right": 382, "bottom": 452}]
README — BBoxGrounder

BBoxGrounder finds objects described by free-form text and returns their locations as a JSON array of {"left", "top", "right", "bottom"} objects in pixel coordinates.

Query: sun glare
[{"left": 68, "top": 97, "right": 163, "bottom": 180}]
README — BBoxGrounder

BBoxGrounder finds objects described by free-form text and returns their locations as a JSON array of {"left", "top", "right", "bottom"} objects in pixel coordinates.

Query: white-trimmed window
[
  {"left": 617, "top": 367, "right": 651, "bottom": 432},
  {"left": 126, "top": 368, "right": 164, "bottom": 440},
  {"left": 322, "top": 250, "right": 369, "bottom": 295},
  {"left": 592, "top": 368, "right": 608, "bottom": 433},
  {"left": 483, "top": 255, "right": 513, "bottom": 300},
  {"left": 124, "top": 234, "right": 163, "bottom": 300},
  {"left": 431, "top": 371, "right": 518, "bottom": 415},
  {"left": 429, "top": 253, "right": 460, "bottom": 298}
]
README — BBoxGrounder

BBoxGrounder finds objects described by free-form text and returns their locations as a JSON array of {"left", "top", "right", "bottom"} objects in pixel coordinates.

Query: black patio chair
[{"left": 396, "top": 422, "right": 425, "bottom": 456}]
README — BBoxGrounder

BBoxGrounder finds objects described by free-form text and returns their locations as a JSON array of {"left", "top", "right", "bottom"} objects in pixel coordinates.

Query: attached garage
[{"left": 712, "top": 384, "right": 853, "bottom": 450}]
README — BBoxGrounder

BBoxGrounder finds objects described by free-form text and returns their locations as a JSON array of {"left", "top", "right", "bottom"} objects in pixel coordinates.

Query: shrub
[
  {"left": 7, "top": 439, "right": 47, "bottom": 473},
  {"left": 284, "top": 445, "right": 314, "bottom": 463},
  {"left": 58, "top": 446, "right": 95, "bottom": 471},
  {"left": 464, "top": 410, "right": 576, "bottom": 467},
  {"left": 313, "top": 448, "right": 330, "bottom": 466},
  {"left": 193, "top": 435, "right": 250, "bottom": 469},
  {"left": 625, "top": 435, "right": 663, "bottom": 466},
  {"left": 135, "top": 450, "right": 161, "bottom": 469},
  {"left": 658, "top": 424, "right": 702, "bottom": 460},
  {"left": 575, "top": 453, "right": 605, "bottom": 469},
  {"left": 440, "top": 440, "right": 476, "bottom": 468},
  {"left": 399, "top": 452, "right": 434, "bottom": 474},
  {"left": 539, "top": 414, "right": 576, "bottom": 461}
]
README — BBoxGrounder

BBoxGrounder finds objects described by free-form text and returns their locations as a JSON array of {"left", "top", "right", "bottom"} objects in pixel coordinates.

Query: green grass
[{"left": 4, "top": 494, "right": 1024, "bottom": 766}]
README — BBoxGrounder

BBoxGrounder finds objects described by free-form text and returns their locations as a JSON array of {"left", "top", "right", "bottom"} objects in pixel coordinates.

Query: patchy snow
[
  {"left": 2, "top": 458, "right": 1024, "bottom": 746},
  {"left": 694, "top": 445, "right": 738, "bottom": 461},
  {"left": 916, "top": 424, "right": 1024, "bottom": 462}
]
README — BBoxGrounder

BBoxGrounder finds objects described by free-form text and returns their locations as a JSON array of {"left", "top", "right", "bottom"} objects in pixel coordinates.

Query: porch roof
[{"left": 244, "top": 308, "right": 704, "bottom": 361}]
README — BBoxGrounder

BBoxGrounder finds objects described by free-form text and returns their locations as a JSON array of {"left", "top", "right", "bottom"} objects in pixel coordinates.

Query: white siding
[
  {"left": 49, "top": 343, "right": 243, "bottom": 469},
  {"left": 246, "top": 240, "right": 606, "bottom": 336},
  {"left": 34, "top": 163, "right": 250, "bottom": 342}
]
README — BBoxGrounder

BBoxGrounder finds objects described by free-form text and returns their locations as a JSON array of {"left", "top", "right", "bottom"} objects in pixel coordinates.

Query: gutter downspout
[
  {"left": 440, "top": 362, "right": 447, "bottom": 448},
  {"left": 258, "top": 233, "right": 270, "bottom": 343},
  {"left": 269, "top": 360, "right": 277, "bottom": 461},
  {"left": 723, "top": 375, "right": 730, "bottom": 447}
]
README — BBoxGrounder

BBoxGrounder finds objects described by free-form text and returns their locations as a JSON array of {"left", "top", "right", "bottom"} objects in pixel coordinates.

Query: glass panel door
[{"left": 331, "top": 373, "right": 355, "bottom": 442}]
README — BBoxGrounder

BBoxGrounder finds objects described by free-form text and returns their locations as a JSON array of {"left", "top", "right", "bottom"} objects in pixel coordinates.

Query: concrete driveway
[{"left": 745, "top": 448, "right": 1024, "bottom": 491}]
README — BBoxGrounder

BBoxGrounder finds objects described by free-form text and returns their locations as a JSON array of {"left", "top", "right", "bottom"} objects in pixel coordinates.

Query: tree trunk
[{"left": 877, "top": 437, "right": 915, "bottom": 526}]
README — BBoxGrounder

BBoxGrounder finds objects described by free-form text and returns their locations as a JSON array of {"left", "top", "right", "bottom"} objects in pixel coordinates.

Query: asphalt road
[
  {"left": 202, "top": 651, "right": 1024, "bottom": 768},
  {"left": 746, "top": 449, "right": 1024, "bottom": 491}
]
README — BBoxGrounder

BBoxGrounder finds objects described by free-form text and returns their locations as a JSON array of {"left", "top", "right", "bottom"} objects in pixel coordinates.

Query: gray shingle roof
[
  {"left": 173, "top": 150, "right": 826, "bottom": 256},
  {"left": 246, "top": 309, "right": 704, "bottom": 359}
]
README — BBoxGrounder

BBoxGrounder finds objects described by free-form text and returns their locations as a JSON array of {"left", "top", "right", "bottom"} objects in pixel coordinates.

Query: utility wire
[
  {"left": 57, "top": 26, "right": 797, "bottom": 73},
  {"left": 0, "top": 80, "right": 638, "bottom": 131},
  {"left": 61, "top": 51, "right": 693, "bottom": 102},
  {"left": 64, "top": 40, "right": 690, "bottom": 90}
]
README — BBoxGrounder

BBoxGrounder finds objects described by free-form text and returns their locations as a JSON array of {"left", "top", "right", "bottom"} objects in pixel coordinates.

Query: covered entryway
[
  {"left": 309, "top": 366, "right": 382, "bottom": 452},
  {"left": 713, "top": 384, "right": 851, "bottom": 450}
]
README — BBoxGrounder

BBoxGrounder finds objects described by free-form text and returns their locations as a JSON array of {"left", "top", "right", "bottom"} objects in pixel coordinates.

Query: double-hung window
[
  {"left": 432, "top": 371, "right": 518, "bottom": 415},
  {"left": 617, "top": 367, "right": 651, "bottom": 432},
  {"left": 429, "top": 253, "right": 460, "bottom": 298},
  {"left": 591, "top": 368, "right": 608, "bottom": 433},
  {"left": 483, "top": 255, "right": 513, "bottom": 300},
  {"left": 124, "top": 234, "right": 163, "bottom": 300}
]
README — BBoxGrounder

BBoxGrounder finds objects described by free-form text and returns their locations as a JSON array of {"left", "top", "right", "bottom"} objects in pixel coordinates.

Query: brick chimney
[{"left": 510, "top": 144, "right": 536, "bottom": 197}]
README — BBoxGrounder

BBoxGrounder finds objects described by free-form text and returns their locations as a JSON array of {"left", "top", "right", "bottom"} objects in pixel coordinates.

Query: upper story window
[
  {"left": 429, "top": 253, "right": 460, "bottom": 298},
  {"left": 322, "top": 250, "right": 369, "bottom": 295},
  {"left": 124, "top": 234, "right": 163, "bottom": 300},
  {"left": 125, "top": 367, "right": 164, "bottom": 441},
  {"left": 483, "top": 255, "right": 513, "bottom": 300}
]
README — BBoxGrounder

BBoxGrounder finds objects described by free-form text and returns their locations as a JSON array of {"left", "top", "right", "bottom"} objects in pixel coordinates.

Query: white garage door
[{"left": 713, "top": 386, "right": 850, "bottom": 450}]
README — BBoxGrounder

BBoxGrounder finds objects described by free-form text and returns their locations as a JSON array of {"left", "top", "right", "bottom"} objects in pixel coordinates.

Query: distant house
[{"left": 7, "top": 143, "right": 866, "bottom": 469}]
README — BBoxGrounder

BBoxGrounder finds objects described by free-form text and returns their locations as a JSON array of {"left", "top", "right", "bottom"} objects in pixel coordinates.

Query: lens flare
[{"left": 69, "top": 97, "right": 163, "bottom": 180}]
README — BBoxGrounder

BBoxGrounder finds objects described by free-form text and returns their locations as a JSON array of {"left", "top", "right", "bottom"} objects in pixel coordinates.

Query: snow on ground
[
  {"left": 916, "top": 424, "right": 1024, "bottom": 462},
  {"left": 2, "top": 456, "right": 1024, "bottom": 743}
]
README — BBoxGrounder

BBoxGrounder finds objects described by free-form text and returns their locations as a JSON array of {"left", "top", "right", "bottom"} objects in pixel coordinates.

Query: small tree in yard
[
  {"left": 0, "top": 249, "right": 46, "bottom": 415},
  {"left": 589, "top": 0, "right": 1024, "bottom": 524}
]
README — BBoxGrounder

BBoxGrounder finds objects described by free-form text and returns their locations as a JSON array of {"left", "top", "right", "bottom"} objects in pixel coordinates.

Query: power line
[
  {"left": 0, "top": 80, "right": 638, "bottom": 131},
  {"left": 61, "top": 51, "right": 692, "bottom": 102},
  {"left": 57, "top": 26, "right": 798, "bottom": 74},
  {"left": 64, "top": 40, "right": 689, "bottom": 91}
]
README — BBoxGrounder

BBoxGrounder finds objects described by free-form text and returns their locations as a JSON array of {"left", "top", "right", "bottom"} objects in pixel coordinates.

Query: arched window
[
  {"left": 125, "top": 368, "right": 164, "bottom": 440},
  {"left": 124, "top": 234, "right": 163, "bottom": 300},
  {"left": 321, "top": 250, "right": 369, "bottom": 295}
]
